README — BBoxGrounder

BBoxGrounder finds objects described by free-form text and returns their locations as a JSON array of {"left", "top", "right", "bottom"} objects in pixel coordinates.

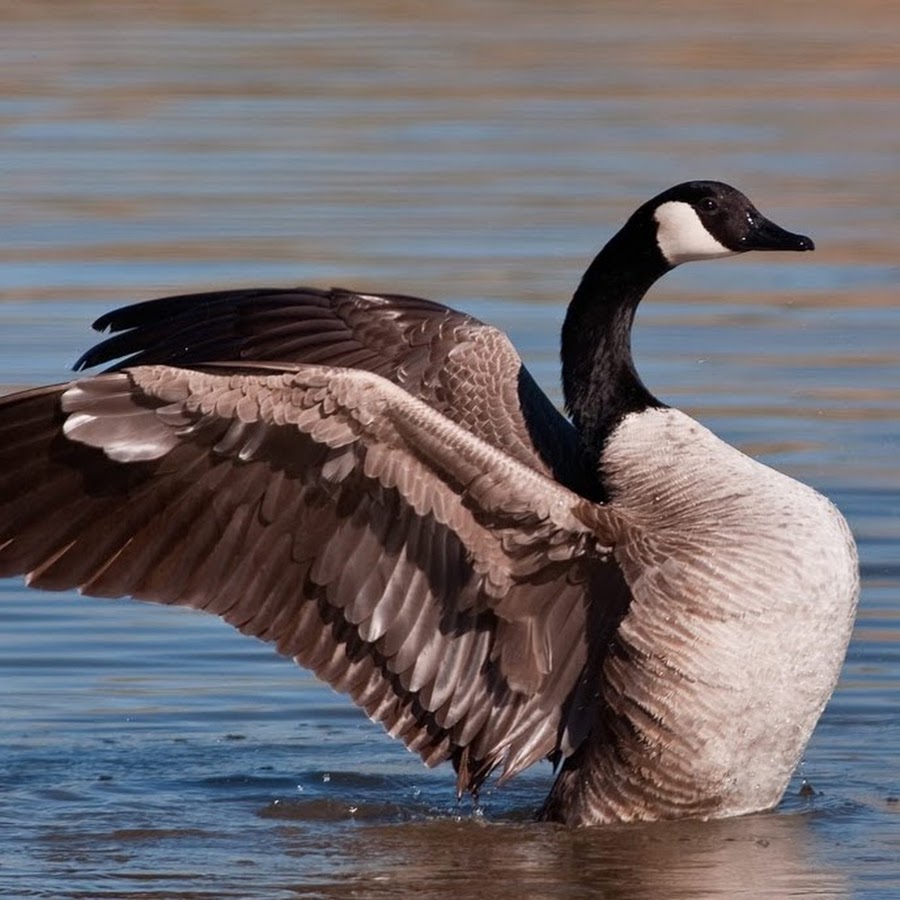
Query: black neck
[{"left": 561, "top": 226, "right": 671, "bottom": 451}]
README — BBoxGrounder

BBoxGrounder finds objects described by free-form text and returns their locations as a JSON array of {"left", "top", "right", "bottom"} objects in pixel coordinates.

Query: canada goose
[{"left": 0, "top": 181, "right": 858, "bottom": 827}]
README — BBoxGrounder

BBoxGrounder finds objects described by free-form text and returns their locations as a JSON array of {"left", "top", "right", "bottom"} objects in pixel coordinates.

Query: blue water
[{"left": 1, "top": 3, "right": 898, "bottom": 898}]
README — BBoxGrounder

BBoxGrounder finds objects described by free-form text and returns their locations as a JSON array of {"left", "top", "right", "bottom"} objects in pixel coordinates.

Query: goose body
[
  {"left": 0, "top": 181, "right": 858, "bottom": 826},
  {"left": 542, "top": 407, "right": 856, "bottom": 822}
]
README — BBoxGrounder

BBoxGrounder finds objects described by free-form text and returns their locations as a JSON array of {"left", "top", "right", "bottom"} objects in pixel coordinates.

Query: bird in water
[{"left": 0, "top": 181, "right": 858, "bottom": 826}]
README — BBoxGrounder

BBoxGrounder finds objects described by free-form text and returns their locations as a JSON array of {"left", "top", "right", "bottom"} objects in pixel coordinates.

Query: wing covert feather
[{"left": 74, "top": 287, "right": 596, "bottom": 494}]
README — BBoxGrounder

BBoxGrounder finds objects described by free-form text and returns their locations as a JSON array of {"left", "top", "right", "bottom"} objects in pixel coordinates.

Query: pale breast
[{"left": 595, "top": 408, "right": 859, "bottom": 820}]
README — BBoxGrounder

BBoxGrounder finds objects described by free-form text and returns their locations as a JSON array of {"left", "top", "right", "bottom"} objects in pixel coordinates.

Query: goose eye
[{"left": 698, "top": 198, "right": 718, "bottom": 213}]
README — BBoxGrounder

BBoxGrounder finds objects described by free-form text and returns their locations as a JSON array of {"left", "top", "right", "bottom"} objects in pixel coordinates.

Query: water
[{"left": 1, "top": 2, "right": 898, "bottom": 897}]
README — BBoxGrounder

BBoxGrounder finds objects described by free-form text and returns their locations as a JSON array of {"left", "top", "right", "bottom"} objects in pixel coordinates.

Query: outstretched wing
[
  {"left": 74, "top": 287, "right": 598, "bottom": 497},
  {"left": 0, "top": 364, "right": 626, "bottom": 791}
]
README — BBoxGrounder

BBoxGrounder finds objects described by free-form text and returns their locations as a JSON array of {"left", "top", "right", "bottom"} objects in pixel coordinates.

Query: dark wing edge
[
  {"left": 75, "top": 287, "right": 450, "bottom": 376},
  {"left": 0, "top": 366, "right": 622, "bottom": 794}
]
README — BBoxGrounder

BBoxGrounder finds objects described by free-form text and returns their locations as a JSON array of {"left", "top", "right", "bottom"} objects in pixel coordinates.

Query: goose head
[
  {"left": 563, "top": 180, "right": 815, "bottom": 456},
  {"left": 647, "top": 180, "right": 815, "bottom": 267}
]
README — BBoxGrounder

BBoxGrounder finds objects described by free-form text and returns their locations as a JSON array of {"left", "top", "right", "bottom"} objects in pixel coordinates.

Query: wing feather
[
  {"left": 0, "top": 366, "right": 622, "bottom": 790},
  {"left": 74, "top": 287, "right": 600, "bottom": 496}
]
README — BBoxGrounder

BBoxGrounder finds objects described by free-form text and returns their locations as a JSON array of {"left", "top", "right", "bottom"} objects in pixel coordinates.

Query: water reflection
[{"left": 279, "top": 812, "right": 849, "bottom": 899}]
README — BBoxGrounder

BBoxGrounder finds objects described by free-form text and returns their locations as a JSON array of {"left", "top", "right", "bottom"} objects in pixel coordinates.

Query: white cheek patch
[{"left": 654, "top": 201, "right": 736, "bottom": 266}]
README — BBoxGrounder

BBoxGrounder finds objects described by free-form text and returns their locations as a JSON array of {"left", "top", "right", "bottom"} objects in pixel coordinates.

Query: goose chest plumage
[{"left": 0, "top": 181, "right": 859, "bottom": 826}]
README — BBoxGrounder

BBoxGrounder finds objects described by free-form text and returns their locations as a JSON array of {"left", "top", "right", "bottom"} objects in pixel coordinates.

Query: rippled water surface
[{"left": 1, "top": 3, "right": 898, "bottom": 898}]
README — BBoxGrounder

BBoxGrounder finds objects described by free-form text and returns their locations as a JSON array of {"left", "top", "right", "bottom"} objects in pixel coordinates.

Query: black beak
[{"left": 740, "top": 214, "right": 815, "bottom": 252}]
